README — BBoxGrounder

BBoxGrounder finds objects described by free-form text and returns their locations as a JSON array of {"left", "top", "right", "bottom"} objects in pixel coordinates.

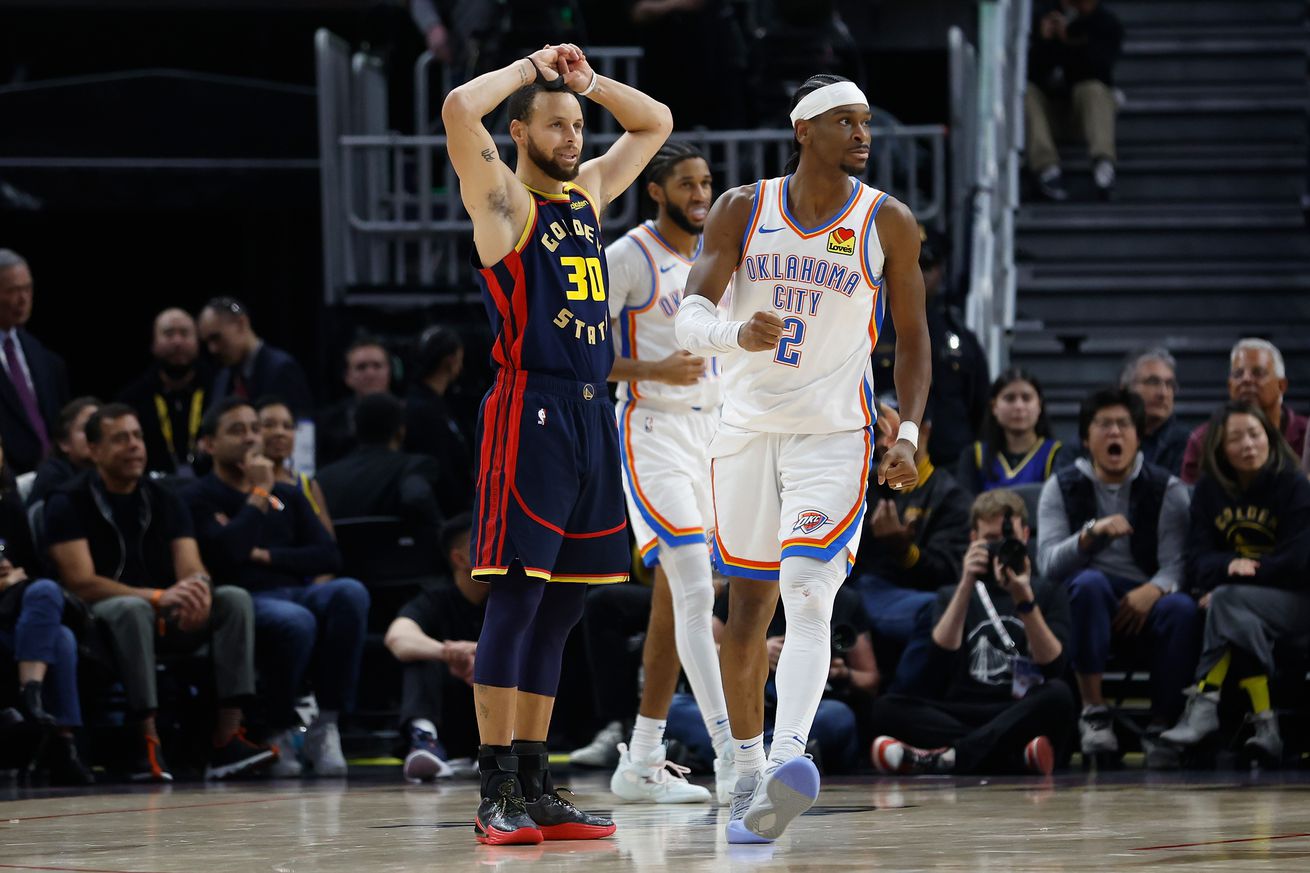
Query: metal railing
[
  {"left": 316, "top": 30, "right": 950, "bottom": 307},
  {"left": 950, "top": 0, "right": 1032, "bottom": 376}
]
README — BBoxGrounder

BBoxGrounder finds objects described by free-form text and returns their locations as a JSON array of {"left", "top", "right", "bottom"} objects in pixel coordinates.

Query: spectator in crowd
[
  {"left": 45, "top": 403, "right": 274, "bottom": 782},
  {"left": 1037, "top": 387, "right": 1199, "bottom": 761},
  {"left": 957, "top": 368, "right": 1070, "bottom": 495},
  {"left": 198, "top": 297, "right": 314, "bottom": 418},
  {"left": 404, "top": 325, "right": 471, "bottom": 515},
  {"left": 118, "top": 308, "right": 213, "bottom": 477},
  {"left": 873, "top": 227, "right": 989, "bottom": 467},
  {"left": 1181, "top": 339, "right": 1307, "bottom": 485},
  {"left": 1121, "top": 347, "right": 1188, "bottom": 476},
  {"left": 383, "top": 513, "right": 481, "bottom": 781},
  {"left": 850, "top": 402, "right": 970, "bottom": 692},
  {"left": 663, "top": 583, "right": 878, "bottom": 775},
  {"left": 0, "top": 249, "right": 70, "bottom": 475},
  {"left": 869, "top": 489, "right": 1075, "bottom": 775},
  {"left": 28, "top": 396, "right": 100, "bottom": 506},
  {"left": 316, "top": 337, "right": 393, "bottom": 469},
  {"left": 1161, "top": 402, "right": 1310, "bottom": 765},
  {"left": 628, "top": 0, "right": 748, "bottom": 129},
  {"left": 187, "top": 398, "right": 367, "bottom": 778},
  {"left": 1026, "top": 0, "right": 1125, "bottom": 201},
  {"left": 317, "top": 393, "right": 442, "bottom": 533},
  {"left": 257, "top": 397, "right": 333, "bottom": 537},
  {"left": 0, "top": 432, "right": 93, "bottom": 784}
]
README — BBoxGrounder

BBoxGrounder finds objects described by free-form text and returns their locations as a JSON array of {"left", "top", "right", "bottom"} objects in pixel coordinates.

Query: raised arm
[
  {"left": 441, "top": 50, "right": 557, "bottom": 262},
  {"left": 566, "top": 50, "right": 673, "bottom": 210},
  {"left": 675, "top": 185, "right": 783, "bottom": 355}
]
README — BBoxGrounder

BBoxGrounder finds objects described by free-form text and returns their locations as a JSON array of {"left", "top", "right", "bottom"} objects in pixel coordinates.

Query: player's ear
[
  {"left": 646, "top": 180, "right": 665, "bottom": 207},
  {"left": 795, "top": 119, "right": 811, "bottom": 147},
  {"left": 509, "top": 118, "right": 527, "bottom": 147}
]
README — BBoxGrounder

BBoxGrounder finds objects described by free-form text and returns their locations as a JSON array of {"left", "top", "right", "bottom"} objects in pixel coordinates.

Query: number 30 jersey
[
  {"left": 721, "top": 175, "right": 889, "bottom": 434},
  {"left": 475, "top": 182, "right": 614, "bottom": 382}
]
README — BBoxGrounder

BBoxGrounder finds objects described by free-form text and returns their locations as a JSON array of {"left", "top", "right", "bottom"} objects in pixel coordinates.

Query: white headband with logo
[{"left": 789, "top": 81, "right": 870, "bottom": 126}]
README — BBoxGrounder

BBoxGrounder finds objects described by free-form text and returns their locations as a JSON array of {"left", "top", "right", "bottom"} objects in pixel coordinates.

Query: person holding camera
[
  {"left": 1036, "top": 387, "right": 1197, "bottom": 762},
  {"left": 869, "top": 489, "right": 1075, "bottom": 775}
]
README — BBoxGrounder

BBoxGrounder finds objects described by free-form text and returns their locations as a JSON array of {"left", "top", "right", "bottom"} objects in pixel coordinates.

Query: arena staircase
[{"left": 1009, "top": 0, "right": 1310, "bottom": 439}]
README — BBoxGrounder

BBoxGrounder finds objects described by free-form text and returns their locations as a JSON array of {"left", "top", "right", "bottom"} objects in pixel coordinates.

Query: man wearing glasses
[
  {"left": 1036, "top": 386, "right": 1198, "bottom": 765},
  {"left": 1120, "top": 348, "right": 1188, "bottom": 476}
]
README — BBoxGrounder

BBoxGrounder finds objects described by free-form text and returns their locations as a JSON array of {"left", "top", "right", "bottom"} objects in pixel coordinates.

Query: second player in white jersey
[{"left": 722, "top": 175, "right": 888, "bottom": 434}]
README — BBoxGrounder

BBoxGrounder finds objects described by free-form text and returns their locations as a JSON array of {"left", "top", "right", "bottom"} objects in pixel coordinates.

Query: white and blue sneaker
[
  {"left": 741, "top": 757, "right": 820, "bottom": 841},
  {"left": 713, "top": 746, "right": 737, "bottom": 806},
  {"left": 725, "top": 770, "right": 772, "bottom": 844},
  {"left": 610, "top": 743, "right": 711, "bottom": 803}
]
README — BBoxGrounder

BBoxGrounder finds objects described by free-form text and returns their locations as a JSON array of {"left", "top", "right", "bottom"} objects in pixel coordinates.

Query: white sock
[
  {"left": 630, "top": 714, "right": 666, "bottom": 762},
  {"left": 659, "top": 542, "right": 732, "bottom": 753},
  {"left": 768, "top": 553, "right": 845, "bottom": 767},
  {"left": 734, "top": 733, "right": 766, "bottom": 778}
]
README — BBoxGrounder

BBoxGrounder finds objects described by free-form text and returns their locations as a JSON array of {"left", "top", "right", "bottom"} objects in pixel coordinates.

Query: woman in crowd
[
  {"left": 256, "top": 396, "right": 334, "bottom": 537},
  {"left": 957, "top": 368, "right": 1070, "bottom": 494},
  {"left": 27, "top": 396, "right": 101, "bottom": 505},
  {"left": 0, "top": 433, "right": 93, "bottom": 783},
  {"left": 1161, "top": 401, "right": 1310, "bottom": 764}
]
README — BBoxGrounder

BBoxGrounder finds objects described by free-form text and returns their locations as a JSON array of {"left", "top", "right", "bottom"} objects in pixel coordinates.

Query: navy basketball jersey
[
  {"left": 475, "top": 183, "right": 614, "bottom": 383},
  {"left": 974, "top": 437, "right": 1064, "bottom": 491}
]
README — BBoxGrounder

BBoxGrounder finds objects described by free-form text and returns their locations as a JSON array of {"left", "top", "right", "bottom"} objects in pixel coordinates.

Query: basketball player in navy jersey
[{"left": 442, "top": 44, "right": 671, "bottom": 844}]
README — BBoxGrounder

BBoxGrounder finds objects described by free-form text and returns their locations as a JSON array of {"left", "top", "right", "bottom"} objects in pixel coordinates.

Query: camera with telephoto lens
[{"left": 983, "top": 507, "right": 1027, "bottom": 583}]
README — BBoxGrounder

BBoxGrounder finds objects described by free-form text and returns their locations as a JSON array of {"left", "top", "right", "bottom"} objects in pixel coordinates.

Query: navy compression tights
[{"left": 472, "top": 564, "right": 589, "bottom": 697}]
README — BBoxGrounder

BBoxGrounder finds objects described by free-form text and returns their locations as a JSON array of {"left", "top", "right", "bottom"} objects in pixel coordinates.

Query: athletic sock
[
  {"left": 1201, "top": 649, "right": 1231, "bottom": 692},
  {"left": 629, "top": 714, "right": 666, "bottom": 763},
  {"left": 1239, "top": 675, "right": 1271, "bottom": 715},
  {"left": 734, "top": 734, "right": 766, "bottom": 779}
]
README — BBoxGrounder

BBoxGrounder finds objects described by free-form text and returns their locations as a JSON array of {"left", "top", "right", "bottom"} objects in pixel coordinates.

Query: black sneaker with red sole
[
  {"left": 475, "top": 778, "right": 543, "bottom": 845},
  {"left": 205, "top": 729, "right": 277, "bottom": 780},
  {"left": 526, "top": 789, "right": 616, "bottom": 841}
]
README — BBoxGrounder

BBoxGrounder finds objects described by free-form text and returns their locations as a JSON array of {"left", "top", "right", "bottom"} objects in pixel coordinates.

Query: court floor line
[
  {"left": 1134, "top": 832, "right": 1310, "bottom": 851},
  {"left": 0, "top": 864, "right": 168, "bottom": 873},
  {"left": 0, "top": 793, "right": 305, "bottom": 823}
]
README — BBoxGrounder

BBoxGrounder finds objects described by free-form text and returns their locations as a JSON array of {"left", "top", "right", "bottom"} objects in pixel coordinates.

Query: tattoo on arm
[
  {"left": 519, "top": 60, "right": 530, "bottom": 85},
  {"left": 481, "top": 148, "right": 496, "bottom": 163}
]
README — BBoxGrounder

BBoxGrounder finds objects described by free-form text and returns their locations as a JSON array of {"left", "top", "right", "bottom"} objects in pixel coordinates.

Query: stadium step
[{"left": 1012, "top": 0, "right": 1309, "bottom": 437}]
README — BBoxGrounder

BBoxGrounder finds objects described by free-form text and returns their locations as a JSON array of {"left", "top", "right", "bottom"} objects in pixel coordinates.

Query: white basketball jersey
[
  {"left": 721, "top": 176, "right": 888, "bottom": 434},
  {"left": 607, "top": 221, "right": 721, "bottom": 411}
]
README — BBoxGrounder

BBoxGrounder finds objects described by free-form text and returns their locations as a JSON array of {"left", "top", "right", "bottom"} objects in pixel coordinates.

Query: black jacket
[
  {"left": 1029, "top": 1, "right": 1124, "bottom": 92},
  {"left": 118, "top": 363, "right": 214, "bottom": 475},
  {"left": 854, "top": 462, "right": 970, "bottom": 591},
  {"left": 210, "top": 343, "right": 314, "bottom": 418},
  {"left": 0, "top": 328, "right": 70, "bottom": 474},
  {"left": 316, "top": 445, "right": 444, "bottom": 533},
  {"left": 315, "top": 396, "right": 358, "bottom": 469},
  {"left": 1142, "top": 414, "right": 1190, "bottom": 478},
  {"left": 1186, "top": 467, "right": 1310, "bottom": 593},
  {"left": 27, "top": 456, "right": 81, "bottom": 508},
  {"left": 403, "top": 382, "right": 472, "bottom": 515}
]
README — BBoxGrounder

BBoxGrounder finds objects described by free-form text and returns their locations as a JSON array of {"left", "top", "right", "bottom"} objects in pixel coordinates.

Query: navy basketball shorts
[{"left": 470, "top": 369, "right": 630, "bottom": 584}]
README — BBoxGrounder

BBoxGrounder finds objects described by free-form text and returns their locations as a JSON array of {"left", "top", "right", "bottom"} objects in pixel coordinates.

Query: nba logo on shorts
[
  {"left": 793, "top": 510, "right": 833, "bottom": 535},
  {"left": 644, "top": 416, "right": 654, "bottom": 433},
  {"left": 826, "top": 227, "right": 856, "bottom": 256},
  {"left": 538, "top": 408, "right": 547, "bottom": 426}
]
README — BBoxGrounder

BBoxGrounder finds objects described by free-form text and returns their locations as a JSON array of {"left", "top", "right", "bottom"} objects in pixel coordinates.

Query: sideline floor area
[{"left": 3, "top": 768, "right": 1310, "bottom": 871}]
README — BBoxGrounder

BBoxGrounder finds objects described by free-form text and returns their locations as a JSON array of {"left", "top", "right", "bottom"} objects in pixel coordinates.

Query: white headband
[{"left": 789, "top": 81, "right": 870, "bottom": 125}]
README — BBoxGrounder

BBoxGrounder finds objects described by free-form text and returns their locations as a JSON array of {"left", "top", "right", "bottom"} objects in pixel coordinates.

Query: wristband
[
  {"left": 525, "top": 56, "right": 568, "bottom": 92},
  {"left": 251, "top": 486, "right": 271, "bottom": 499},
  {"left": 150, "top": 588, "right": 164, "bottom": 610},
  {"left": 577, "top": 70, "right": 598, "bottom": 96},
  {"left": 1015, "top": 599, "right": 1037, "bottom": 615},
  {"left": 896, "top": 421, "right": 920, "bottom": 450}
]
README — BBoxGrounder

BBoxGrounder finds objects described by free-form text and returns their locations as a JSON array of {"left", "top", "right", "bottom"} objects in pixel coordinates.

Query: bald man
[{"left": 118, "top": 308, "right": 214, "bottom": 476}]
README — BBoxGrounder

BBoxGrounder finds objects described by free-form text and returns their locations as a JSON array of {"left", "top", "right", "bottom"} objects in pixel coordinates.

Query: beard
[
  {"left": 664, "top": 200, "right": 704, "bottom": 236},
  {"left": 526, "top": 138, "right": 579, "bottom": 182},
  {"left": 157, "top": 358, "right": 196, "bottom": 379}
]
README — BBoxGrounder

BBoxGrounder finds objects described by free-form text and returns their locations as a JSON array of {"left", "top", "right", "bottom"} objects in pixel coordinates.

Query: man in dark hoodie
[
  {"left": 850, "top": 403, "right": 970, "bottom": 692},
  {"left": 1036, "top": 386, "right": 1198, "bottom": 763},
  {"left": 186, "top": 398, "right": 368, "bottom": 778}
]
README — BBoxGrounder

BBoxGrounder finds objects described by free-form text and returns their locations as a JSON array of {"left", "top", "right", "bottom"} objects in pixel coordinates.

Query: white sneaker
[
  {"left": 741, "top": 757, "right": 820, "bottom": 841},
  {"left": 725, "top": 769, "right": 770, "bottom": 844},
  {"left": 446, "top": 756, "right": 480, "bottom": 779},
  {"left": 267, "top": 727, "right": 304, "bottom": 777},
  {"left": 304, "top": 720, "right": 348, "bottom": 777},
  {"left": 1078, "top": 706, "right": 1119, "bottom": 755},
  {"left": 713, "top": 747, "right": 736, "bottom": 806},
  {"left": 1159, "top": 689, "right": 1220, "bottom": 747},
  {"left": 610, "top": 743, "right": 711, "bottom": 803},
  {"left": 569, "top": 720, "right": 623, "bottom": 768}
]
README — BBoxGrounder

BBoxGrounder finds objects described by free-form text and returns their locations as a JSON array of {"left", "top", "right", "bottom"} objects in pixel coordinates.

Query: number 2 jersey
[
  {"left": 474, "top": 182, "right": 614, "bottom": 382},
  {"left": 721, "top": 175, "right": 889, "bottom": 434}
]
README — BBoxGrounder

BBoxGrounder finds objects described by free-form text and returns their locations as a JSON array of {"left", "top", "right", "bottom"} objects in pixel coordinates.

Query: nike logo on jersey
[
  {"left": 758, "top": 226, "right": 785, "bottom": 233},
  {"left": 659, "top": 264, "right": 676, "bottom": 273}
]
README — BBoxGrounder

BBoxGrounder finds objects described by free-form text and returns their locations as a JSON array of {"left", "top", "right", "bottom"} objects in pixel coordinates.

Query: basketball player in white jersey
[
  {"left": 675, "top": 74, "right": 931, "bottom": 843},
  {"left": 602, "top": 142, "right": 736, "bottom": 805}
]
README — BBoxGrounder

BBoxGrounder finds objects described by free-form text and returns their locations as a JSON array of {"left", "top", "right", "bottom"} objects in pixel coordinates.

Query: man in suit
[
  {"left": 317, "top": 393, "right": 443, "bottom": 533},
  {"left": 197, "top": 297, "right": 314, "bottom": 418},
  {"left": 0, "top": 250, "right": 71, "bottom": 474}
]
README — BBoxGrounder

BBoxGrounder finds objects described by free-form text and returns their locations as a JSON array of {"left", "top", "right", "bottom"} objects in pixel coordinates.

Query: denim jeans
[{"left": 0, "top": 579, "right": 81, "bottom": 726}]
